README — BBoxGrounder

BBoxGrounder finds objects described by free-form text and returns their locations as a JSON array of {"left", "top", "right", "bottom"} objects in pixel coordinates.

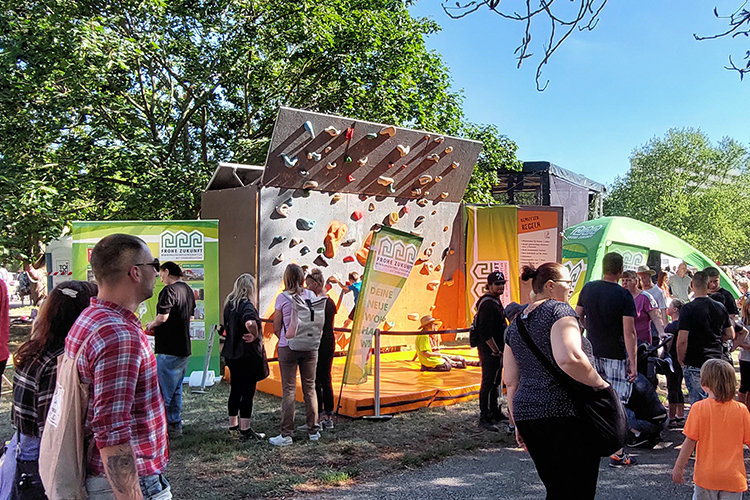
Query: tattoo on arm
[{"left": 105, "top": 452, "right": 140, "bottom": 497}]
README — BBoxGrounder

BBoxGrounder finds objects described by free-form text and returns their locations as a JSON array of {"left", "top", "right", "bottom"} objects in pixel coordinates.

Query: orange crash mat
[{"left": 256, "top": 348, "right": 482, "bottom": 418}]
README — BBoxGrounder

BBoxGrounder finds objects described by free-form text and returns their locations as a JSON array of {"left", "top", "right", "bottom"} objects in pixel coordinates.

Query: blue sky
[{"left": 410, "top": 1, "right": 750, "bottom": 186}]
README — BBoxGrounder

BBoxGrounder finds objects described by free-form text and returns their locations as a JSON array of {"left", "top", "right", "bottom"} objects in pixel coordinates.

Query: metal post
[
  {"left": 192, "top": 324, "right": 217, "bottom": 394},
  {"left": 363, "top": 329, "right": 392, "bottom": 421}
]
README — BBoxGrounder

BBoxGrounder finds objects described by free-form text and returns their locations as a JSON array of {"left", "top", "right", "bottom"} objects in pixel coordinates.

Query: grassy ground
[{"left": 1, "top": 306, "right": 514, "bottom": 499}]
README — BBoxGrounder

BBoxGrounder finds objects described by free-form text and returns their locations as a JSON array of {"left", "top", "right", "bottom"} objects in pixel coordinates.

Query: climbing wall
[{"left": 257, "top": 107, "right": 481, "bottom": 347}]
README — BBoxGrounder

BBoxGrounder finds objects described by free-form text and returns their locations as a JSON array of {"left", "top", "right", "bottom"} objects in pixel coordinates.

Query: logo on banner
[
  {"left": 612, "top": 249, "right": 647, "bottom": 271},
  {"left": 469, "top": 261, "right": 511, "bottom": 312},
  {"left": 567, "top": 224, "right": 603, "bottom": 240},
  {"left": 563, "top": 258, "right": 587, "bottom": 292},
  {"left": 160, "top": 230, "right": 204, "bottom": 261},
  {"left": 373, "top": 236, "right": 418, "bottom": 278}
]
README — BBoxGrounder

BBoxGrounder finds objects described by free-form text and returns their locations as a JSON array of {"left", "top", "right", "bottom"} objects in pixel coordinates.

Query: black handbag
[{"left": 515, "top": 317, "right": 628, "bottom": 457}]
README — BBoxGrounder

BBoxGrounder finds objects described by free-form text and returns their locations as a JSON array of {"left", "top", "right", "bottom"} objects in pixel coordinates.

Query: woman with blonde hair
[
  {"left": 270, "top": 264, "right": 321, "bottom": 446},
  {"left": 221, "top": 273, "right": 268, "bottom": 441}
]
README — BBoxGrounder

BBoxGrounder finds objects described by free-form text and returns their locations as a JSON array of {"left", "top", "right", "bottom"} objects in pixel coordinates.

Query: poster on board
[{"left": 71, "top": 220, "right": 220, "bottom": 375}]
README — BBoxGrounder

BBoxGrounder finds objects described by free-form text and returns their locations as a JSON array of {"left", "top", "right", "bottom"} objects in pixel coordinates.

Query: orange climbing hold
[
  {"left": 324, "top": 220, "right": 348, "bottom": 259},
  {"left": 355, "top": 231, "right": 374, "bottom": 266}
]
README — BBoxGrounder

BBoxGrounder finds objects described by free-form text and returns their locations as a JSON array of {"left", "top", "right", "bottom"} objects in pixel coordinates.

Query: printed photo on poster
[
  {"left": 183, "top": 267, "right": 205, "bottom": 282},
  {"left": 193, "top": 303, "right": 205, "bottom": 320},
  {"left": 191, "top": 286, "right": 205, "bottom": 301},
  {"left": 190, "top": 322, "right": 206, "bottom": 340}
]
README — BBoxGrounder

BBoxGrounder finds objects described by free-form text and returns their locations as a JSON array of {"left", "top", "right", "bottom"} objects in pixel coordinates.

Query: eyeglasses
[
  {"left": 492, "top": 281, "right": 506, "bottom": 286},
  {"left": 553, "top": 279, "right": 573, "bottom": 285},
  {"left": 134, "top": 259, "right": 160, "bottom": 272}
]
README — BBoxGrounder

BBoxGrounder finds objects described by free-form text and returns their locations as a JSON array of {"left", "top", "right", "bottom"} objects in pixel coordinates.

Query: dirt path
[{"left": 304, "top": 426, "right": 745, "bottom": 499}]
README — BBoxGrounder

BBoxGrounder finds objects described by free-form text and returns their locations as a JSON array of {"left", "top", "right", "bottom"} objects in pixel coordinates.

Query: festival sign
[
  {"left": 71, "top": 220, "right": 220, "bottom": 375},
  {"left": 343, "top": 226, "right": 422, "bottom": 385}
]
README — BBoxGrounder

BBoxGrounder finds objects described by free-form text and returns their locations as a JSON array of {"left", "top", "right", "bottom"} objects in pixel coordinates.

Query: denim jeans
[
  {"left": 156, "top": 354, "right": 190, "bottom": 426},
  {"left": 683, "top": 365, "right": 708, "bottom": 404},
  {"left": 625, "top": 408, "right": 666, "bottom": 436},
  {"left": 86, "top": 475, "right": 171, "bottom": 500}
]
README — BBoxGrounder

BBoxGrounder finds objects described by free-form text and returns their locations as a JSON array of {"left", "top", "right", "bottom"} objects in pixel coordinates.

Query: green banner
[
  {"left": 342, "top": 226, "right": 423, "bottom": 385},
  {"left": 71, "top": 220, "right": 220, "bottom": 376}
]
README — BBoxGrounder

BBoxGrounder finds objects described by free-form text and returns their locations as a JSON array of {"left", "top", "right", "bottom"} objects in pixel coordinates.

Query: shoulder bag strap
[{"left": 515, "top": 317, "right": 575, "bottom": 393}]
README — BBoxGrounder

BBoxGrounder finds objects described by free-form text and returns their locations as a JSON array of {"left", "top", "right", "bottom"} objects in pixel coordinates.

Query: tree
[
  {"left": 461, "top": 123, "right": 522, "bottom": 204},
  {"left": 0, "top": 0, "right": 520, "bottom": 263},
  {"left": 604, "top": 128, "right": 750, "bottom": 264}
]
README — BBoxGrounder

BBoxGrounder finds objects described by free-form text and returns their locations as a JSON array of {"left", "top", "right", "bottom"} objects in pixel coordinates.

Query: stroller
[{"left": 637, "top": 334, "right": 674, "bottom": 388}]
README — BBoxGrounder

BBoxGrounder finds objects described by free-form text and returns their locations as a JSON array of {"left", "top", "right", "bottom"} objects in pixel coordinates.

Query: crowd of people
[{"left": 2, "top": 234, "right": 750, "bottom": 499}]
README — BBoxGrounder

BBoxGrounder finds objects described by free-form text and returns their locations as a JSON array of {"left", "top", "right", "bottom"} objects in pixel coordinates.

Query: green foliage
[
  {"left": 461, "top": 123, "right": 522, "bottom": 204},
  {"left": 0, "top": 0, "right": 519, "bottom": 262},
  {"left": 604, "top": 128, "right": 750, "bottom": 264}
]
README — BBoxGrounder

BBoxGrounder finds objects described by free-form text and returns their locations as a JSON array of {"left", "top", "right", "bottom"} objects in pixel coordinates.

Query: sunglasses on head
[{"left": 133, "top": 259, "right": 160, "bottom": 272}]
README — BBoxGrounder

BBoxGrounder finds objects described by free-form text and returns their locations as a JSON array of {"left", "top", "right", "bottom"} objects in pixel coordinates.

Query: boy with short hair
[{"left": 672, "top": 359, "right": 750, "bottom": 499}]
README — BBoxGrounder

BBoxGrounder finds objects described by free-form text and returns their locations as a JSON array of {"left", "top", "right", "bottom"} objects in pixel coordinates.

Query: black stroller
[{"left": 637, "top": 334, "right": 674, "bottom": 388}]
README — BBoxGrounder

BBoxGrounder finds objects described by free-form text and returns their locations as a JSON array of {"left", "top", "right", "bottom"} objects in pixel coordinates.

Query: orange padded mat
[{"left": 256, "top": 348, "right": 481, "bottom": 417}]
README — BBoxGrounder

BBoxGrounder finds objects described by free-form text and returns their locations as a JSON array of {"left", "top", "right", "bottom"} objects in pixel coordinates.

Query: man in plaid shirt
[{"left": 65, "top": 234, "right": 170, "bottom": 500}]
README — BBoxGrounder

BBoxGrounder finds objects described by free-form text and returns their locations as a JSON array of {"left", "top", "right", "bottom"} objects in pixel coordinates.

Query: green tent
[{"left": 562, "top": 216, "right": 739, "bottom": 304}]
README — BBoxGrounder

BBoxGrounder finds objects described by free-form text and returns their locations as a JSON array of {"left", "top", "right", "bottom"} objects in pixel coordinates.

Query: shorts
[
  {"left": 693, "top": 484, "right": 743, "bottom": 500},
  {"left": 593, "top": 356, "right": 632, "bottom": 404}
]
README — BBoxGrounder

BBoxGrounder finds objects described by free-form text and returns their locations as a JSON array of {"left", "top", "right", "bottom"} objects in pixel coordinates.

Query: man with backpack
[
  {"left": 471, "top": 271, "right": 509, "bottom": 431},
  {"left": 46, "top": 234, "right": 170, "bottom": 499}
]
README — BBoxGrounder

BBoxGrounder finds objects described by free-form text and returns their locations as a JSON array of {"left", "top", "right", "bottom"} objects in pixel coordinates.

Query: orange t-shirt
[{"left": 683, "top": 398, "right": 750, "bottom": 492}]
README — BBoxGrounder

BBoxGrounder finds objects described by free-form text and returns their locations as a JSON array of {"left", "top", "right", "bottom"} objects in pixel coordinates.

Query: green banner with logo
[
  {"left": 342, "top": 226, "right": 423, "bottom": 385},
  {"left": 71, "top": 220, "right": 220, "bottom": 376}
]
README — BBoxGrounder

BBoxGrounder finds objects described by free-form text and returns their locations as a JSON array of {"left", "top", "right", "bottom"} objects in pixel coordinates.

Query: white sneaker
[
  {"left": 308, "top": 431, "right": 321, "bottom": 442},
  {"left": 269, "top": 434, "right": 293, "bottom": 447},
  {"left": 296, "top": 424, "right": 309, "bottom": 431}
]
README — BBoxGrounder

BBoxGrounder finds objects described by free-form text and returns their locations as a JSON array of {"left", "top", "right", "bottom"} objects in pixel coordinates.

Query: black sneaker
[
  {"left": 239, "top": 428, "right": 266, "bottom": 441},
  {"left": 479, "top": 419, "right": 500, "bottom": 432},
  {"left": 626, "top": 432, "right": 649, "bottom": 448},
  {"left": 491, "top": 410, "right": 509, "bottom": 423}
]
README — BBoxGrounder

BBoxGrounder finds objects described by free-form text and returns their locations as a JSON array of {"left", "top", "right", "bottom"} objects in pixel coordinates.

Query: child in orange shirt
[{"left": 672, "top": 359, "right": 750, "bottom": 499}]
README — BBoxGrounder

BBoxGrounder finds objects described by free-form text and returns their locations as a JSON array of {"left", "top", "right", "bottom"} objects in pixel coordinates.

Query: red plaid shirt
[{"left": 65, "top": 297, "right": 168, "bottom": 477}]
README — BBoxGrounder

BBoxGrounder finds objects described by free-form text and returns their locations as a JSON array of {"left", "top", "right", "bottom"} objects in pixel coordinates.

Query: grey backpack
[{"left": 283, "top": 292, "right": 327, "bottom": 351}]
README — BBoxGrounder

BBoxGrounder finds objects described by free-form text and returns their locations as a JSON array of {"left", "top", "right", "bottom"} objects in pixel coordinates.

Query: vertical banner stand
[
  {"left": 192, "top": 324, "right": 218, "bottom": 394},
  {"left": 363, "top": 329, "right": 392, "bottom": 421}
]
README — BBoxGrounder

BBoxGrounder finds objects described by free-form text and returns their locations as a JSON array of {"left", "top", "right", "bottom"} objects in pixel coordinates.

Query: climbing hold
[
  {"left": 317, "top": 247, "right": 326, "bottom": 254},
  {"left": 296, "top": 218, "right": 316, "bottom": 231},
  {"left": 431, "top": 241, "right": 436, "bottom": 247},
  {"left": 324, "top": 146, "right": 332, "bottom": 153},
  {"left": 449, "top": 249, "right": 455, "bottom": 255},
  {"left": 343, "top": 256, "right": 355, "bottom": 263},
  {"left": 418, "top": 174, "right": 433, "bottom": 186},
  {"left": 443, "top": 226, "right": 449, "bottom": 232},
  {"left": 275, "top": 204, "right": 290, "bottom": 218},
  {"left": 388, "top": 212, "right": 399, "bottom": 225},
  {"left": 366, "top": 132, "right": 378, "bottom": 140},
  {"left": 407, "top": 313, "right": 420, "bottom": 321},
  {"left": 411, "top": 230, "right": 423, "bottom": 236},
  {"left": 424, "top": 248, "right": 433, "bottom": 257},
  {"left": 388, "top": 162, "right": 394, "bottom": 169},
  {"left": 368, "top": 203, "right": 375, "bottom": 211},
  {"left": 443, "top": 279, "right": 454, "bottom": 287},
  {"left": 285, "top": 197, "right": 294, "bottom": 207},
  {"left": 411, "top": 188, "right": 422, "bottom": 197},
  {"left": 274, "top": 253, "right": 284, "bottom": 264},
  {"left": 290, "top": 238, "right": 303, "bottom": 247},
  {"left": 401, "top": 164, "right": 407, "bottom": 170},
  {"left": 435, "top": 264, "right": 442, "bottom": 272},
  {"left": 345, "top": 156, "right": 352, "bottom": 163},
  {"left": 332, "top": 193, "right": 343, "bottom": 202},
  {"left": 444, "top": 146, "right": 453, "bottom": 154},
  {"left": 345, "top": 127, "right": 354, "bottom": 141},
  {"left": 387, "top": 184, "right": 396, "bottom": 194},
  {"left": 440, "top": 192, "right": 449, "bottom": 199},
  {"left": 324, "top": 126, "right": 340, "bottom": 137},
  {"left": 326, "top": 162, "right": 337, "bottom": 170},
  {"left": 304, "top": 121, "right": 315, "bottom": 138},
  {"left": 314, "top": 255, "right": 329, "bottom": 267},
  {"left": 429, "top": 305, "right": 436, "bottom": 312},
  {"left": 397, "top": 144, "right": 410, "bottom": 157},
  {"left": 347, "top": 174, "right": 355, "bottom": 183},
  {"left": 426, "top": 281, "right": 440, "bottom": 291},
  {"left": 272, "top": 235, "right": 286, "bottom": 245},
  {"left": 358, "top": 156, "right": 368, "bottom": 167},
  {"left": 427, "top": 153, "right": 440, "bottom": 162},
  {"left": 432, "top": 210, "right": 437, "bottom": 215},
  {"left": 434, "top": 176, "right": 442, "bottom": 183},
  {"left": 355, "top": 231, "right": 374, "bottom": 266},
  {"left": 324, "top": 220, "right": 348, "bottom": 258},
  {"left": 299, "top": 170, "right": 309, "bottom": 176},
  {"left": 380, "top": 125, "right": 396, "bottom": 137},
  {"left": 383, "top": 320, "right": 395, "bottom": 331},
  {"left": 302, "top": 180, "right": 319, "bottom": 190},
  {"left": 377, "top": 176, "right": 394, "bottom": 187},
  {"left": 351, "top": 210, "right": 364, "bottom": 221},
  {"left": 424, "top": 191, "right": 430, "bottom": 197},
  {"left": 342, "top": 238, "right": 356, "bottom": 246},
  {"left": 307, "top": 152, "right": 322, "bottom": 162},
  {"left": 415, "top": 215, "right": 425, "bottom": 225},
  {"left": 282, "top": 154, "right": 298, "bottom": 168},
  {"left": 402, "top": 205, "right": 410, "bottom": 214},
  {"left": 416, "top": 199, "right": 428, "bottom": 207},
  {"left": 300, "top": 246, "right": 310, "bottom": 255},
  {"left": 420, "top": 262, "right": 434, "bottom": 275},
  {"left": 434, "top": 136, "right": 445, "bottom": 143},
  {"left": 451, "top": 161, "right": 459, "bottom": 169}
]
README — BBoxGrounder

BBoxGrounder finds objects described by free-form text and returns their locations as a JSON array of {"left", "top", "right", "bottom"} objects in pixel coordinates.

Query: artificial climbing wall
[{"left": 257, "top": 107, "right": 481, "bottom": 350}]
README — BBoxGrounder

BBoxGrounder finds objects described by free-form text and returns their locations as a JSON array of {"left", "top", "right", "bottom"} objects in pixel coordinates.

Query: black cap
[{"left": 487, "top": 271, "right": 506, "bottom": 285}]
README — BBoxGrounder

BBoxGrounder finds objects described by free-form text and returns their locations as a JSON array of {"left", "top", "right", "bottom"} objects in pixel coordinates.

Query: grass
[{"left": 1, "top": 306, "right": 515, "bottom": 499}]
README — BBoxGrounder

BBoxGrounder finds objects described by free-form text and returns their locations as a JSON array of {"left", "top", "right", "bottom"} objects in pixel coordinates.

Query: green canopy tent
[{"left": 562, "top": 217, "right": 739, "bottom": 305}]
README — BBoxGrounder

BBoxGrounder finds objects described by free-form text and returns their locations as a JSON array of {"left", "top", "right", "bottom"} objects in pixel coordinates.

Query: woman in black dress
[{"left": 222, "top": 273, "right": 268, "bottom": 441}]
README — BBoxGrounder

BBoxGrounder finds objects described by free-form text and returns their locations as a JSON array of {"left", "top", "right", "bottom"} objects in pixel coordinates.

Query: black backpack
[{"left": 469, "top": 294, "right": 501, "bottom": 347}]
